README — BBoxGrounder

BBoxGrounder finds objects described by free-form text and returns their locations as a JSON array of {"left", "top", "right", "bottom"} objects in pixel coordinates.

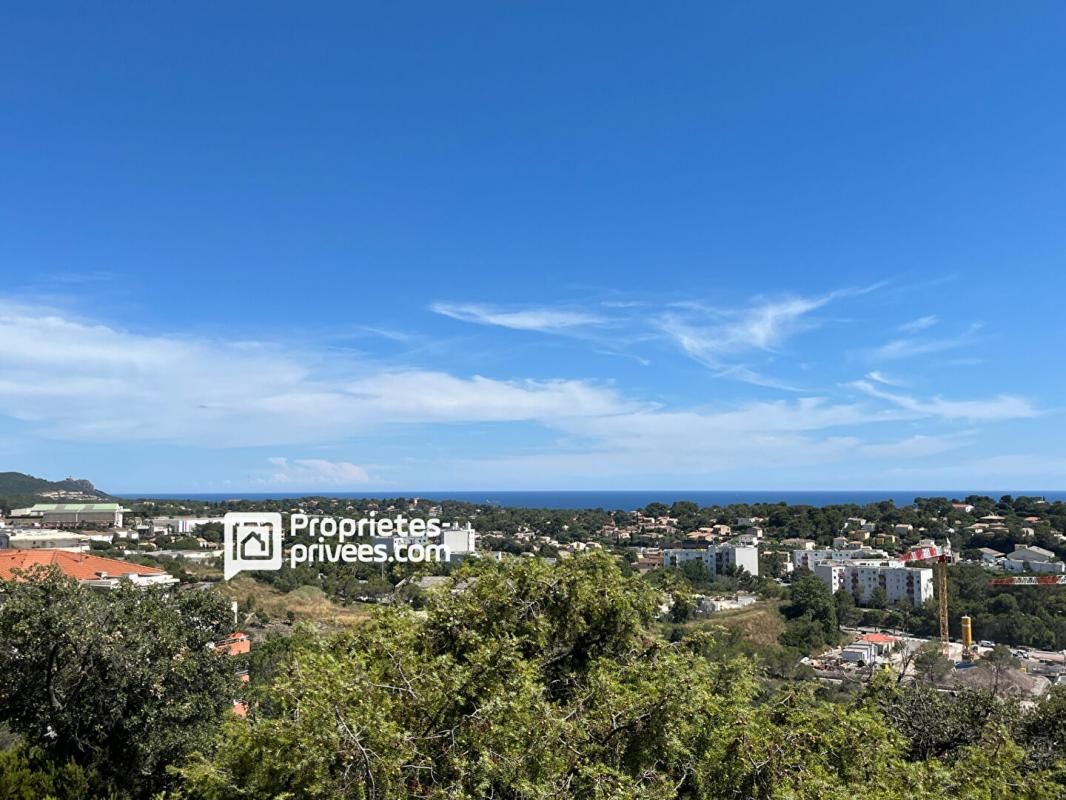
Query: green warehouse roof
[{"left": 28, "top": 503, "right": 122, "bottom": 512}]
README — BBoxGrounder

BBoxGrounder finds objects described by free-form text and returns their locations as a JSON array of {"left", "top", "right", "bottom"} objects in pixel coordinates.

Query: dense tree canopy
[
  {"left": 179, "top": 554, "right": 1065, "bottom": 800},
  {"left": 0, "top": 568, "right": 238, "bottom": 797},
  {"left": 1, "top": 554, "right": 1065, "bottom": 799}
]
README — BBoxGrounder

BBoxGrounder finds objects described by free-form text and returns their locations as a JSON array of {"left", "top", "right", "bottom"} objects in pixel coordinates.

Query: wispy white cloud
[
  {"left": 858, "top": 433, "right": 971, "bottom": 458},
  {"left": 897, "top": 315, "right": 938, "bottom": 334},
  {"left": 656, "top": 285, "right": 883, "bottom": 388},
  {"left": 850, "top": 380, "right": 1038, "bottom": 422},
  {"left": 712, "top": 364, "right": 806, "bottom": 392},
  {"left": 435, "top": 284, "right": 887, "bottom": 390},
  {"left": 431, "top": 302, "right": 605, "bottom": 332},
  {"left": 883, "top": 454, "right": 1066, "bottom": 485},
  {"left": 265, "top": 457, "right": 370, "bottom": 486},
  {"left": 658, "top": 295, "right": 827, "bottom": 362},
  {"left": 0, "top": 297, "right": 1039, "bottom": 488},
  {"left": 0, "top": 300, "right": 627, "bottom": 445},
  {"left": 870, "top": 322, "right": 983, "bottom": 360},
  {"left": 865, "top": 370, "right": 905, "bottom": 387}
]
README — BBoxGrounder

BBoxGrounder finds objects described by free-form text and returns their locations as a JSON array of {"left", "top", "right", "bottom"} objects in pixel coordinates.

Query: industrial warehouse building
[{"left": 8, "top": 502, "right": 127, "bottom": 528}]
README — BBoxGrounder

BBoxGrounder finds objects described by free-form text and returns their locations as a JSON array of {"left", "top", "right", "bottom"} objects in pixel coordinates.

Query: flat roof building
[
  {"left": 663, "top": 544, "right": 759, "bottom": 577},
  {"left": 814, "top": 560, "right": 933, "bottom": 606},
  {"left": 11, "top": 503, "right": 127, "bottom": 528}
]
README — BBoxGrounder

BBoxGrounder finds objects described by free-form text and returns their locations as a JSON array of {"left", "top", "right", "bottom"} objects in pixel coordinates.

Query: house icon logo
[{"left": 224, "top": 512, "right": 283, "bottom": 580}]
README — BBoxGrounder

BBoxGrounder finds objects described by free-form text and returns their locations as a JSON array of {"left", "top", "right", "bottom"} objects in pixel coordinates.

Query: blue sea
[{"left": 117, "top": 490, "right": 1066, "bottom": 510}]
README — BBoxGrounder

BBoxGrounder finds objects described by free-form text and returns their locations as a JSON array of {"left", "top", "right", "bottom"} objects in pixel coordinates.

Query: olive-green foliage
[
  {"left": 179, "top": 553, "right": 1066, "bottom": 800},
  {"left": 780, "top": 573, "right": 840, "bottom": 651},
  {"left": 0, "top": 744, "right": 99, "bottom": 800}
]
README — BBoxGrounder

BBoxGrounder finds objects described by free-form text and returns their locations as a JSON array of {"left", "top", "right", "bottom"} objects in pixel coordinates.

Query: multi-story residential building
[
  {"left": 792, "top": 547, "right": 890, "bottom": 571},
  {"left": 662, "top": 544, "right": 759, "bottom": 577},
  {"left": 813, "top": 561, "right": 934, "bottom": 606}
]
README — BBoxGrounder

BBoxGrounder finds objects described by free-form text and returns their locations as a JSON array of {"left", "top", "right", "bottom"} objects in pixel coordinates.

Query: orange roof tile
[
  {"left": 858, "top": 632, "right": 898, "bottom": 645},
  {"left": 0, "top": 549, "right": 164, "bottom": 582}
]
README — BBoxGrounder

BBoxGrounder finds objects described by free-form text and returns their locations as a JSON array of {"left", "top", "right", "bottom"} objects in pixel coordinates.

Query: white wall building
[
  {"left": 814, "top": 561, "right": 934, "bottom": 606},
  {"left": 732, "top": 531, "right": 761, "bottom": 547},
  {"left": 1019, "top": 560, "right": 1066, "bottom": 574},
  {"left": 152, "top": 516, "right": 226, "bottom": 534},
  {"left": 663, "top": 545, "right": 759, "bottom": 577},
  {"left": 792, "top": 547, "right": 890, "bottom": 571},
  {"left": 12, "top": 503, "right": 127, "bottom": 528},
  {"left": 441, "top": 523, "right": 477, "bottom": 555},
  {"left": 0, "top": 529, "right": 93, "bottom": 552},
  {"left": 1003, "top": 546, "right": 1065, "bottom": 574}
]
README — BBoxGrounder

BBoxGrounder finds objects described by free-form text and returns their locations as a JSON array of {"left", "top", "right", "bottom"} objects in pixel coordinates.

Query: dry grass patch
[{"left": 216, "top": 577, "right": 372, "bottom": 630}]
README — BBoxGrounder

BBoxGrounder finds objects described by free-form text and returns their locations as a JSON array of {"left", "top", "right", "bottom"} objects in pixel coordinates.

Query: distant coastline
[{"left": 114, "top": 490, "right": 1066, "bottom": 509}]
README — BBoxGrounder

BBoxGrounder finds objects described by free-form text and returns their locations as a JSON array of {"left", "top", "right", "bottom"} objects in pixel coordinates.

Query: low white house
[
  {"left": 841, "top": 642, "right": 880, "bottom": 666},
  {"left": 1004, "top": 545, "right": 1065, "bottom": 574}
]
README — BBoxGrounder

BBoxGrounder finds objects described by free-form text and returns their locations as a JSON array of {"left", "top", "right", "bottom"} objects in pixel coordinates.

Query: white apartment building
[
  {"left": 814, "top": 561, "right": 934, "bottom": 606},
  {"left": 441, "top": 523, "right": 477, "bottom": 555},
  {"left": 373, "top": 522, "right": 478, "bottom": 557},
  {"left": 792, "top": 547, "right": 890, "bottom": 571},
  {"left": 152, "top": 516, "right": 226, "bottom": 534},
  {"left": 663, "top": 545, "right": 759, "bottom": 577}
]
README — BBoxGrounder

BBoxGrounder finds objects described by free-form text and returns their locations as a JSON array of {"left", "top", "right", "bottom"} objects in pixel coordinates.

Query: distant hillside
[{"left": 0, "top": 471, "right": 111, "bottom": 501}]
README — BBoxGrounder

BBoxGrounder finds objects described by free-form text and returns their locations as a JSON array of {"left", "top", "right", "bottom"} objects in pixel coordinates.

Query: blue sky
[{"left": 1, "top": 3, "right": 1065, "bottom": 492}]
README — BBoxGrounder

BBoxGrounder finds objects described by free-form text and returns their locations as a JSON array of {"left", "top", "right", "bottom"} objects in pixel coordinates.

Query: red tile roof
[
  {"left": 0, "top": 549, "right": 164, "bottom": 581},
  {"left": 858, "top": 632, "right": 898, "bottom": 645},
  {"left": 215, "top": 632, "right": 251, "bottom": 656}
]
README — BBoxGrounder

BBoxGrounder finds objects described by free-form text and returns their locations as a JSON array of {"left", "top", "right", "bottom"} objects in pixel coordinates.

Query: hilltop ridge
[{"left": 0, "top": 471, "right": 110, "bottom": 501}]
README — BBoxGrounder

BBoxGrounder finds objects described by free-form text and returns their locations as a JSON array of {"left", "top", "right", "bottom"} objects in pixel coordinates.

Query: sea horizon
[{"left": 113, "top": 489, "right": 1066, "bottom": 510}]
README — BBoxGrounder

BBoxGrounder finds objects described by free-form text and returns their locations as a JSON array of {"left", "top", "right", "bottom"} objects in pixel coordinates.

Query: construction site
[{"left": 807, "top": 542, "right": 1066, "bottom": 696}]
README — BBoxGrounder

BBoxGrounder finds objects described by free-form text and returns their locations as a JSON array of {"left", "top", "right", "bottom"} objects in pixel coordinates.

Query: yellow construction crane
[
  {"left": 900, "top": 542, "right": 952, "bottom": 655},
  {"left": 937, "top": 552, "right": 949, "bottom": 653}
]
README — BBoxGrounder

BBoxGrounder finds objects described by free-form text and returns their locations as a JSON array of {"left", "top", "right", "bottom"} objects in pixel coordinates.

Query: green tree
[
  {"left": 0, "top": 567, "right": 238, "bottom": 797},
  {"left": 783, "top": 573, "right": 840, "bottom": 648},
  {"left": 0, "top": 744, "right": 96, "bottom": 799},
  {"left": 869, "top": 586, "right": 888, "bottom": 610},
  {"left": 834, "top": 587, "right": 861, "bottom": 627},
  {"left": 182, "top": 553, "right": 1066, "bottom": 800},
  {"left": 913, "top": 641, "right": 952, "bottom": 685}
]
